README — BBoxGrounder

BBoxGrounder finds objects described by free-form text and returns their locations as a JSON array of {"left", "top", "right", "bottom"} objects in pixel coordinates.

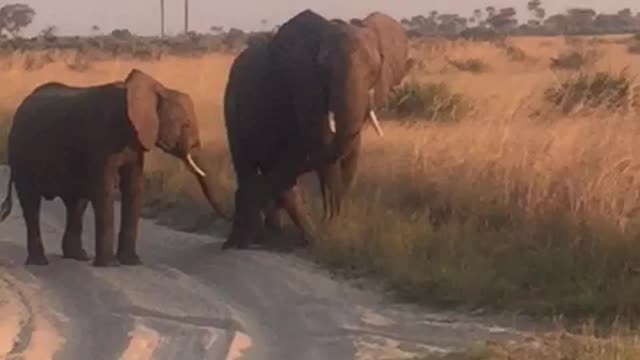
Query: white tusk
[
  {"left": 367, "top": 89, "right": 383, "bottom": 136},
  {"left": 368, "top": 110, "right": 384, "bottom": 137},
  {"left": 186, "top": 153, "right": 207, "bottom": 177},
  {"left": 328, "top": 112, "right": 336, "bottom": 133}
]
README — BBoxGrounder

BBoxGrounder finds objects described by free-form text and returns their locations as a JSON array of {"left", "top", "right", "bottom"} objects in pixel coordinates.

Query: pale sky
[{"left": 16, "top": 0, "right": 640, "bottom": 36}]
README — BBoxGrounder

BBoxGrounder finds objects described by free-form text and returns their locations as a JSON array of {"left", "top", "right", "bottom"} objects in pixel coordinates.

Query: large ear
[
  {"left": 363, "top": 13, "right": 410, "bottom": 109},
  {"left": 125, "top": 69, "right": 163, "bottom": 151}
]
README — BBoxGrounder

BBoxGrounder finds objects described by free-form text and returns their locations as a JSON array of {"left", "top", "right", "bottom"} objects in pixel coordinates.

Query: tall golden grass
[{"left": 2, "top": 35, "right": 640, "bottom": 322}]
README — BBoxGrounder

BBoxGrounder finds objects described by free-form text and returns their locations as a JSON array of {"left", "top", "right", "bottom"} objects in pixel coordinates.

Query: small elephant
[
  {"left": 222, "top": 10, "right": 411, "bottom": 249},
  {"left": 0, "top": 69, "right": 227, "bottom": 266}
]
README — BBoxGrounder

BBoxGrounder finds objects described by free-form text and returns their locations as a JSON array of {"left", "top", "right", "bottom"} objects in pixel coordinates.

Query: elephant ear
[
  {"left": 363, "top": 12, "right": 410, "bottom": 109},
  {"left": 125, "top": 69, "right": 163, "bottom": 151}
]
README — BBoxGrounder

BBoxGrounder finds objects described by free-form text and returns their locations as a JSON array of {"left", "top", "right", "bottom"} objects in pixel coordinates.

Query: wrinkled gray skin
[
  {"left": 0, "top": 69, "right": 227, "bottom": 267},
  {"left": 223, "top": 10, "right": 411, "bottom": 249}
]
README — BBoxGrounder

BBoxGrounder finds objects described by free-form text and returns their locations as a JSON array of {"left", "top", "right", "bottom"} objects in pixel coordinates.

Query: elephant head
[
  {"left": 124, "top": 69, "right": 228, "bottom": 218},
  {"left": 314, "top": 12, "right": 411, "bottom": 219}
]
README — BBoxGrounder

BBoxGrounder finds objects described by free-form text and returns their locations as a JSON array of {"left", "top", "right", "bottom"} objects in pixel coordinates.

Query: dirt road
[{"left": 0, "top": 166, "right": 535, "bottom": 360}]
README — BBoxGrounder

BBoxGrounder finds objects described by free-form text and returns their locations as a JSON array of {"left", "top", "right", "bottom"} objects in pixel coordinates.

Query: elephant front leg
[
  {"left": 15, "top": 181, "right": 47, "bottom": 265},
  {"left": 91, "top": 167, "right": 119, "bottom": 267},
  {"left": 61, "top": 197, "right": 90, "bottom": 261},
  {"left": 224, "top": 175, "right": 264, "bottom": 250},
  {"left": 116, "top": 162, "right": 143, "bottom": 266}
]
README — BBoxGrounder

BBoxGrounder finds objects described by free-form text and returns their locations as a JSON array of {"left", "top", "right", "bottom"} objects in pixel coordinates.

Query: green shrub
[
  {"left": 384, "top": 81, "right": 469, "bottom": 122},
  {"left": 543, "top": 69, "right": 635, "bottom": 114}
]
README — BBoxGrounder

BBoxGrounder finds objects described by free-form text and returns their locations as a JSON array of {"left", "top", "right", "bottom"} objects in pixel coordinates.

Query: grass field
[{"left": 3, "top": 34, "right": 640, "bottom": 357}]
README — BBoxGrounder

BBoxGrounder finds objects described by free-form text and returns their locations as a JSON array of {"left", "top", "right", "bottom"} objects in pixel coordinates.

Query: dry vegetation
[{"left": 3, "top": 34, "right": 640, "bottom": 358}]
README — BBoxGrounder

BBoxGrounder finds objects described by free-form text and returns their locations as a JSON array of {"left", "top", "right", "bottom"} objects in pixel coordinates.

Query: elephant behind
[
  {"left": 0, "top": 69, "right": 227, "bottom": 266},
  {"left": 222, "top": 10, "right": 411, "bottom": 249}
]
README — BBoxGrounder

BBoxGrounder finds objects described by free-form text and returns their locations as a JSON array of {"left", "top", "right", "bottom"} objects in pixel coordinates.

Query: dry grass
[
  {"left": 2, "top": 38, "right": 640, "bottom": 332},
  {"left": 421, "top": 326, "right": 640, "bottom": 360}
]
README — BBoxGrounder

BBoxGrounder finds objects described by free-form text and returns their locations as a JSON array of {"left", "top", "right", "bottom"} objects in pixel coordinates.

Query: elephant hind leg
[
  {"left": 61, "top": 197, "right": 90, "bottom": 261},
  {"left": 15, "top": 180, "right": 47, "bottom": 265}
]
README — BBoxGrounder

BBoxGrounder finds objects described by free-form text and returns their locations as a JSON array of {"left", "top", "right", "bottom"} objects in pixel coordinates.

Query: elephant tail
[{"left": 0, "top": 170, "right": 13, "bottom": 223}]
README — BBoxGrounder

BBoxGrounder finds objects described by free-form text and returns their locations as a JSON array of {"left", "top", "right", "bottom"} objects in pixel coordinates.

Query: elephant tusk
[
  {"left": 328, "top": 112, "right": 336, "bottom": 134},
  {"left": 367, "top": 89, "right": 383, "bottom": 137},
  {"left": 186, "top": 154, "right": 207, "bottom": 177},
  {"left": 368, "top": 110, "right": 384, "bottom": 137}
]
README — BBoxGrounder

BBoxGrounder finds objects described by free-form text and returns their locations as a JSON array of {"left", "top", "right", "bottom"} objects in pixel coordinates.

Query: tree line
[
  {"left": 1, "top": 2, "right": 640, "bottom": 41},
  {"left": 402, "top": 1, "right": 640, "bottom": 39}
]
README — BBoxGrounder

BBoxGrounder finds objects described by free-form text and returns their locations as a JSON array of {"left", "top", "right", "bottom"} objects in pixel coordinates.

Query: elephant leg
[
  {"left": 116, "top": 161, "right": 144, "bottom": 266},
  {"left": 15, "top": 181, "right": 47, "bottom": 265},
  {"left": 224, "top": 177, "right": 263, "bottom": 250},
  {"left": 280, "top": 184, "right": 317, "bottom": 247},
  {"left": 264, "top": 198, "right": 288, "bottom": 232},
  {"left": 61, "top": 197, "right": 90, "bottom": 261},
  {"left": 91, "top": 166, "right": 119, "bottom": 267}
]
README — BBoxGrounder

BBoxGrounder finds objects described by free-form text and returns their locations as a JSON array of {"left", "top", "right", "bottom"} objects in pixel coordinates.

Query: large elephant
[
  {"left": 222, "top": 10, "right": 411, "bottom": 249},
  {"left": 0, "top": 69, "right": 227, "bottom": 266}
]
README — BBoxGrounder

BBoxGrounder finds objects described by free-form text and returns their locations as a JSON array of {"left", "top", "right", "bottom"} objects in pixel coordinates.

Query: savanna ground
[{"left": 3, "top": 34, "right": 640, "bottom": 359}]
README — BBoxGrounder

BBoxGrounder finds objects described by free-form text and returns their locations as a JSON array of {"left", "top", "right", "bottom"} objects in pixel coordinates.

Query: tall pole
[
  {"left": 160, "top": 0, "right": 165, "bottom": 37},
  {"left": 184, "top": 0, "right": 189, "bottom": 33}
]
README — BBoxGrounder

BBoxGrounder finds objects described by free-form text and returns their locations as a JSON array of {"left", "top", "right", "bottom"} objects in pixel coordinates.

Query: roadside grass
[{"left": 418, "top": 326, "right": 640, "bottom": 360}]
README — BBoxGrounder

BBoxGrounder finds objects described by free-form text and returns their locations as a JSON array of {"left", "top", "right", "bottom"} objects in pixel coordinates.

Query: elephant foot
[
  {"left": 221, "top": 239, "right": 249, "bottom": 250},
  {"left": 297, "top": 237, "right": 311, "bottom": 248},
  {"left": 25, "top": 255, "right": 49, "bottom": 266},
  {"left": 117, "top": 252, "right": 142, "bottom": 266},
  {"left": 93, "top": 256, "right": 120, "bottom": 267},
  {"left": 62, "top": 248, "right": 90, "bottom": 261}
]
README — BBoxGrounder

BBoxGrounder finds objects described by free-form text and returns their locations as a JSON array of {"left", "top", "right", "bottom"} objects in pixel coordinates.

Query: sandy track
[{"left": 0, "top": 166, "right": 536, "bottom": 360}]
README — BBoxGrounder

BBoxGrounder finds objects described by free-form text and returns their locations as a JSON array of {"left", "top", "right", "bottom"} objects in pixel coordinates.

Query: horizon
[{"left": 11, "top": 0, "right": 640, "bottom": 37}]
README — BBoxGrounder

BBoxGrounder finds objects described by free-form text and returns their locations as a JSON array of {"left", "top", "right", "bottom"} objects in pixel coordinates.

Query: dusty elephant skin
[
  {"left": 0, "top": 69, "right": 226, "bottom": 267},
  {"left": 222, "top": 9, "right": 412, "bottom": 250}
]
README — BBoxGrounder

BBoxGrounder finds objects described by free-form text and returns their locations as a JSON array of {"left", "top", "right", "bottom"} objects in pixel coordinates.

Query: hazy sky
[{"left": 17, "top": 0, "right": 640, "bottom": 36}]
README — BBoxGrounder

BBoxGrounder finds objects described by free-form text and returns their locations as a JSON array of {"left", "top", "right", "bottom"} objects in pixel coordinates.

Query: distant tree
[
  {"left": 473, "top": 9, "right": 483, "bottom": 20},
  {"left": 437, "top": 14, "right": 467, "bottom": 35},
  {"left": 223, "top": 27, "right": 247, "bottom": 48},
  {"left": 618, "top": 8, "right": 632, "bottom": 18},
  {"left": 565, "top": 8, "right": 596, "bottom": 33},
  {"left": 209, "top": 25, "right": 223, "bottom": 35},
  {"left": 401, "top": 15, "right": 438, "bottom": 36},
  {"left": 91, "top": 25, "right": 100, "bottom": 32},
  {"left": 488, "top": 7, "right": 518, "bottom": 33},
  {"left": 544, "top": 14, "right": 569, "bottom": 33},
  {"left": 0, "top": 3, "right": 36, "bottom": 38},
  {"left": 471, "top": 8, "right": 484, "bottom": 26},
  {"left": 40, "top": 25, "right": 57, "bottom": 39},
  {"left": 486, "top": 6, "right": 496, "bottom": 18},
  {"left": 527, "top": 0, "right": 546, "bottom": 25},
  {"left": 111, "top": 28, "right": 132, "bottom": 39}
]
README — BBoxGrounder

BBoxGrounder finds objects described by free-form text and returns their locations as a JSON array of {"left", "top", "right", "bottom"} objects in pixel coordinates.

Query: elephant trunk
[
  {"left": 318, "top": 132, "right": 361, "bottom": 221},
  {"left": 318, "top": 71, "right": 369, "bottom": 219},
  {"left": 182, "top": 154, "right": 230, "bottom": 220}
]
